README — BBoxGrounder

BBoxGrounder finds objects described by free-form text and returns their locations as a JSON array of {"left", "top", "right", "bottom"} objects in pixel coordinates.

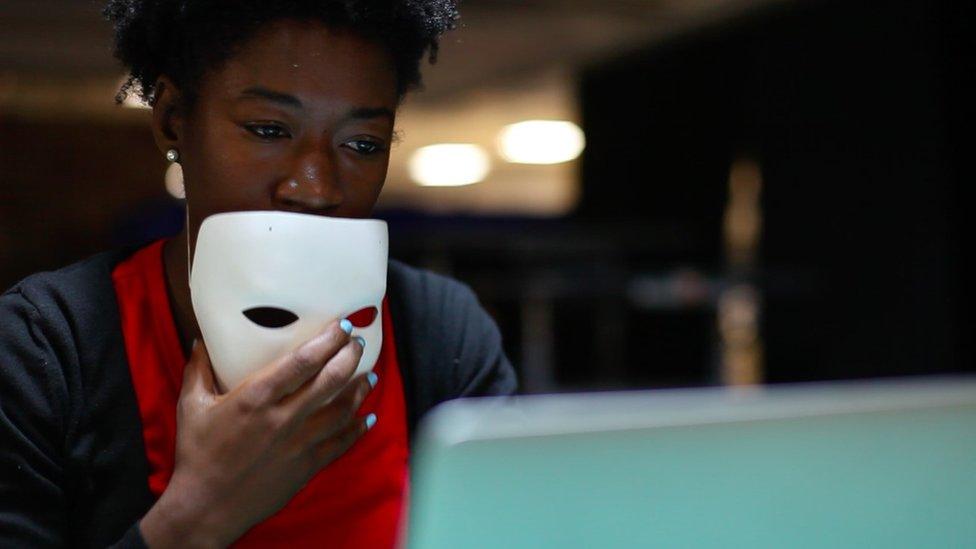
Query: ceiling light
[
  {"left": 118, "top": 75, "right": 151, "bottom": 110},
  {"left": 122, "top": 94, "right": 150, "bottom": 110},
  {"left": 498, "top": 120, "right": 585, "bottom": 165},
  {"left": 408, "top": 144, "right": 491, "bottom": 187}
]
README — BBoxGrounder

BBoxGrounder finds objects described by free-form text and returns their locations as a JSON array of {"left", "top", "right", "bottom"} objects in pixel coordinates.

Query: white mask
[{"left": 189, "top": 211, "right": 388, "bottom": 393}]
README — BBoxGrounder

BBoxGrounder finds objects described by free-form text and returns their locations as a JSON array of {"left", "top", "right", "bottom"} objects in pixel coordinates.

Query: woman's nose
[{"left": 273, "top": 145, "right": 344, "bottom": 213}]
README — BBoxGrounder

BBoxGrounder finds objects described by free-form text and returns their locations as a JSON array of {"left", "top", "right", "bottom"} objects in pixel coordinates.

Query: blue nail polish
[
  {"left": 339, "top": 319, "right": 353, "bottom": 335},
  {"left": 354, "top": 336, "right": 366, "bottom": 350},
  {"left": 367, "top": 371, "right": 379, "bottom": 388},
  {"left": 365, "top": 413, "right": 377, "bottom": 430}
]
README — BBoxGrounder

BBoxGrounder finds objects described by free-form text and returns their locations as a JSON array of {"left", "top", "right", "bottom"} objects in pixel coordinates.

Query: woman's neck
[{"left": 162, "top": 229, "right": 201, "bottom": 357}]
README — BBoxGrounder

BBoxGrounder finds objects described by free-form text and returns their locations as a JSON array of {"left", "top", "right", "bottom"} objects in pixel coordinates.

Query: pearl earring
[{"left": 165, "top": 149, "right": 180, "bottom": 163}]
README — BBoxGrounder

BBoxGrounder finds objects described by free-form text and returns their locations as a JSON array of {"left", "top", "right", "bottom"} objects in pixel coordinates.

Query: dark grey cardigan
[{"left": 0, "top": 248, "right": 516, "bottom": 548}]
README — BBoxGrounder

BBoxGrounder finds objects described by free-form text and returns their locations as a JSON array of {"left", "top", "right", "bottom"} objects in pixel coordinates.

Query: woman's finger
[
  {"left": 299, "top": 372, "right": 377, "bottom": 443},
  {"left": 243, "top": 319, "right": 353, "bottom": 408},
  {"left": 311, "top": 412, "right": 375, "bottom": 469},
  {"left": 284, "top": 337, "right": 366, "bottom": 415}
]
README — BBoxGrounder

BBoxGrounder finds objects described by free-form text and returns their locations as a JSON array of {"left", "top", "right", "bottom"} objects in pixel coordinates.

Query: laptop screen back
[{"left": 406, "top": 377, "right": 976, "bottom": 549}]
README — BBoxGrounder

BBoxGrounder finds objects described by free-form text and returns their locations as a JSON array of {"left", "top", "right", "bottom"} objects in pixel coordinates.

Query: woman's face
[{"left": 155, "top": 19, "right": 399, "bottom": 250}]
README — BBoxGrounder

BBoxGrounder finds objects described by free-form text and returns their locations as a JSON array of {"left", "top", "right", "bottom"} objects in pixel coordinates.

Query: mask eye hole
[
  {"left": 347, "top": 306, "right": 378, "bottom": 328},
  {"left": 243, "top": 307, "right": 299, "bottom": 328}
]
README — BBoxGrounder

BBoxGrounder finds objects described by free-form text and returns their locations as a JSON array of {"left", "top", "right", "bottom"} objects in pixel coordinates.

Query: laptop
[{"left": 405, "top": 376, "right": 976, "bottom": 548}]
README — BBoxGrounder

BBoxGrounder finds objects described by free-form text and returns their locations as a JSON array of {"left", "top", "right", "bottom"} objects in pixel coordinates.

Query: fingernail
[
  {"left": 354, "top": 336, "right": 366, "bottom": 350},
  {"left": 367, "top": 371, "right": 378, "bottom": 388},
  {"left": 339, "top": 319, "right": 353, "bottom": 335},
  {"left": 365, "top": 413, "right": 377, "bottom": 430}
]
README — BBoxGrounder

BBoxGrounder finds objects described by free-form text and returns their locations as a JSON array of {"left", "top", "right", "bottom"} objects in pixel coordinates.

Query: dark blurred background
[{"left": 2, "top": 0, "right": 973, "bottom": 392}]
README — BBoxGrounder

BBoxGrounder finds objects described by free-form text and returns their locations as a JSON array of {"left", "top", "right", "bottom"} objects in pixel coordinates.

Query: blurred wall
[
  {"left": 579, "top": 0, "right": 975, "bottom": 383},
  {"left": 0, "top": 115, "right": 178, "bottom": 288}
]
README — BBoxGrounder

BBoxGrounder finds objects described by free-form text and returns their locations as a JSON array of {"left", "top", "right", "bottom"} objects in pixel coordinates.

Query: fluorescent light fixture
[
  {"left": 498, "top": 120, "right": 585, "bottom": 164},
  {"left": 408, "top": 144, "right": 491, "bottom": 187},
  {"left": 165, "top": 162, "right": 185, "bottom": 199}
]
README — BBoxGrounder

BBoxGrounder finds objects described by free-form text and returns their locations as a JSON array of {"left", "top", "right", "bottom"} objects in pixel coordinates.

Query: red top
[{"left": 111, "top": 239, "right": 409, "bottom": 548}]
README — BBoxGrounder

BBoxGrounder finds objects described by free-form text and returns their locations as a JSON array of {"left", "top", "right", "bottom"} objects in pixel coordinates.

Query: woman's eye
[
  {"left": 345, "top": 140, "right": 385, "bottom": 155},
  {"left": 245, "top": 124, "right": 290, "bottom": 140}
]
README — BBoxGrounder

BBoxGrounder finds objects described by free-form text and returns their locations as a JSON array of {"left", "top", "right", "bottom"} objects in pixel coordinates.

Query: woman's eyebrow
[
  {"left": 237, "top": 87, "right": 392, "bottom": 122},
  {"left": 342, "top": 106, "right": 395, "bottom": 123},
  {"left": 239, "top": 86, "right": 303, "bottom": 108}
]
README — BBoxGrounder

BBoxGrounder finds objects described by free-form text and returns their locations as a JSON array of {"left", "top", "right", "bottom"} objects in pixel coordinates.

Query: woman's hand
[{"left": 138, "top": 320, "right": 376, "bottom": 548}]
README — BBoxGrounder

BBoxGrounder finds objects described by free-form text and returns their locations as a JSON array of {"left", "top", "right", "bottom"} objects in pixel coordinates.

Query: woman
[{"left": 0, "top": 1, "right": 517, "bottom": 547}]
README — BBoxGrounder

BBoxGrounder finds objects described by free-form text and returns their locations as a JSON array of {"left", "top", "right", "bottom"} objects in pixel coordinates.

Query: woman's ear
[{"left": 151, "top": 75, "right": 186, "bottom": 158}]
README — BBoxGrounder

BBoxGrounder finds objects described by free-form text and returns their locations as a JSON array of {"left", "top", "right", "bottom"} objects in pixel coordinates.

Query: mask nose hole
[
  {"left": 347, "top": 306, "right": 378, "bottom": 328},
  {"left": 243, "top": 307, "right": 299, "bottom": 328}
]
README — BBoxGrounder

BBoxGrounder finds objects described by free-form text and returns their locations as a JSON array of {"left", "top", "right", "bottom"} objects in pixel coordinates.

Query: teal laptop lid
[{"left": 407, "top": 377, "right": 976, "bottom": 549}]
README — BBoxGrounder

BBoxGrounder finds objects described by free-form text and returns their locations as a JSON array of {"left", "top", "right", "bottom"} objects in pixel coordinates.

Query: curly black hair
[{"left": 103, "top": 0, "right": 459, "bottom": 109}]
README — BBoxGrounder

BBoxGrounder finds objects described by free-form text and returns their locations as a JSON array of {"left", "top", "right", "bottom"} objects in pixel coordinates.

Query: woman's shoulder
[
  {"left": 386, "top": 259, "right": 498, "bottom": 350},
  {"left": 3, "top": 248, "right": 130, "bottom": 324},
  {"left": 387, "top": 259, "right": 483, "bottom": 312},
  {"left": 386, "top": 259, "right": 517, "bottom": 434},
  {"left": 1, "top": 248, "right": 135, "bottom": 376}
]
